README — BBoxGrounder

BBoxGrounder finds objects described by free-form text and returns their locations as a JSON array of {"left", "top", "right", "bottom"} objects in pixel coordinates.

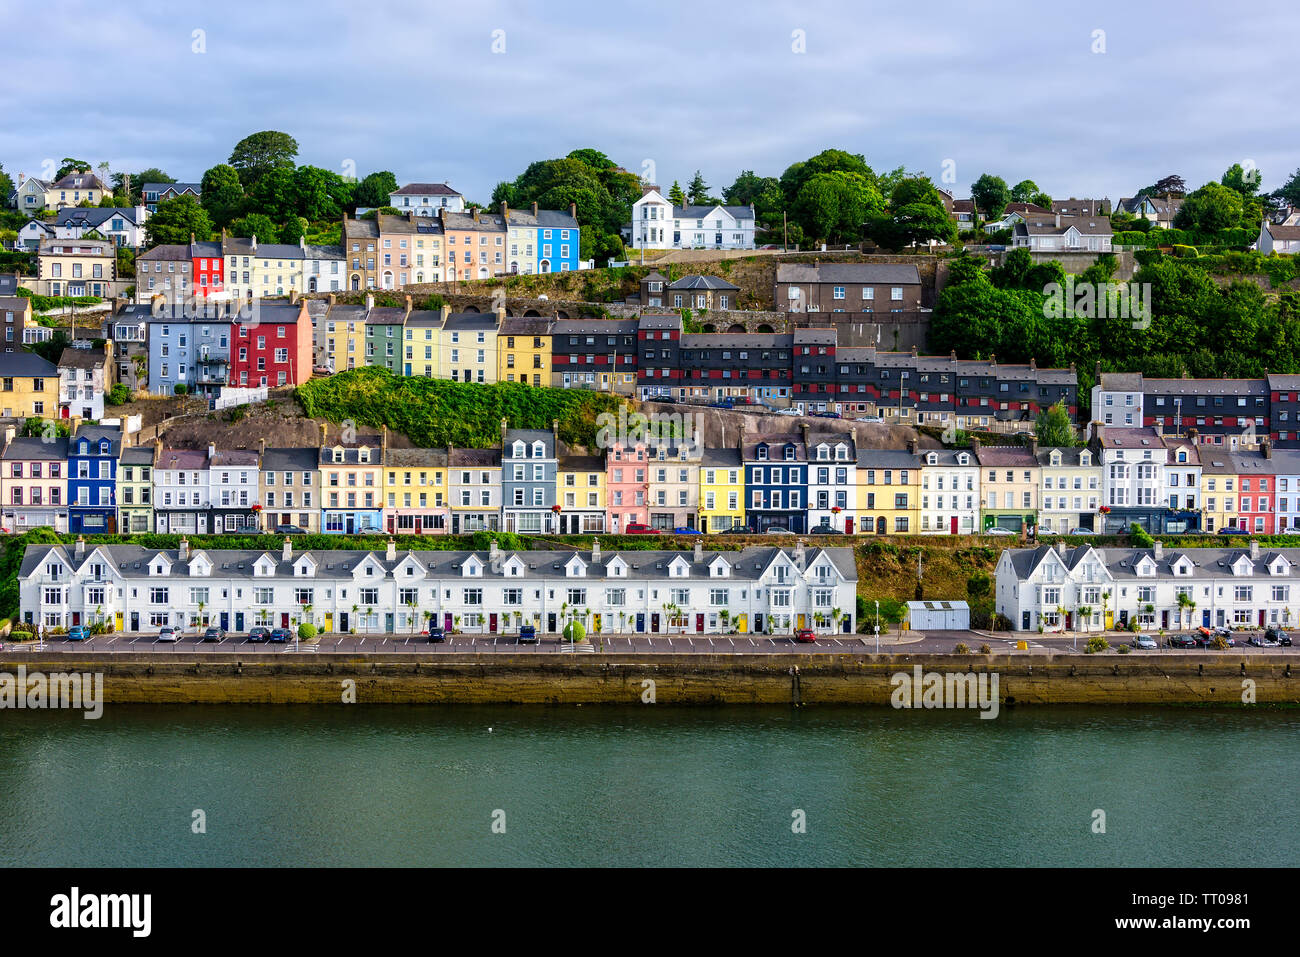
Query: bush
[
  {"left": 173, "top": 384, "right": 188, "bottom": 396},
  {"left": 1117, "top": 643, "right": 1131, "bottom": 654},
  {"left": 953, "top": 642, "right": 970, "bottom": 654},
  {"left": 1085, "top": 636, "right": 1110, "bottom": 654},
  {"left": 297, "top": 623, "right": 317, "bottom": 641},
  {"left": 1212, "top": 635, "right": 1230, "bottom": 650},
  {"left": 978, "top": 643, "right": 990, "bottom": 654},
  {"left": 1130, "top": 523, "right": 1155, "bottom": 548},
  {"left": 105, "top": 383, "right": 131, "bottom": 406}
]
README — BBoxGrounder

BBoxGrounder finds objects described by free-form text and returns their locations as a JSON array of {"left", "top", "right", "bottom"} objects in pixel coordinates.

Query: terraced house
[
  {"left": 919, "top": 447, "right": 981, "bottom": 535},
  {"left": 1, "top": 432, "right": 69, "bottom": 532},
  {"left": 556, "top": 454, "right": 606, "bottom": 534},
  {"left": 497, "top": 317, "right": 551, "bottom": 386},
  {"left": 441, "top": 310, "right": 500, "bottom": 384},
  {"left": 0, "top": 353, "right": 57, "bottom": 418},
  {"left": 259, "top": 446, "right": 319, "bottom": 533},
  {"left": 448, "top": 448, "right": 501, "bottom": 533},
  {"left": 698, "top": 448, "right": 745, "bottom": 534},
  {"left": 383, "top": 443, "right": 449, "bottom": 535},
  {"left": 36, "top": 238, "right": 118, "bottom": 298},
  {"left": 117, "top": 444, "right": 153, "bottom": 533},
  {"left": 606, "top": 440, "right": 650, "bottom": 533},
  {"left": 318, "top": 427, "right": 384, "bottom": 535},
  {"left": 976, "top": 441, "right": 1040, "bottom": 533},
  {"left": 744, "top": 432, "right": 807, "bottom": 534},
  {"left": 19, "top": 541, "right": 858, "bottom": 639},
  {"left": 501, "top": 424, "right": 557, "bottom": 533},
  {"left": 857, "top": 447, "right": 921, "bottom": 535},
  {"left": 68, "top": 424, "right": 120, "bottom": 534}
]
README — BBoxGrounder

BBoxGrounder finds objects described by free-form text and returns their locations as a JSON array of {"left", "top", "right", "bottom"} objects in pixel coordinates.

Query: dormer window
[
  {"left": 532, "top": 441, "right": 545, "bottom": 458},
  {"left": 757, "top": 446, "right": 768, "bottom": 461},
  {"left": 784, "top": 446, "right": 795, "bottom": 461},
  {"left": 513, "top": 442, "right": 525, "bottom": 457},
  {"left": 358, "top": 447, "right": 370, "bottom": 463}
]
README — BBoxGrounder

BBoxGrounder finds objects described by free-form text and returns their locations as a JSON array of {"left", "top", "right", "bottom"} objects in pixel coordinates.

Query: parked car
[
  {"left": 269, "top": 628, "right": 292, "bottom": 643},
  {"left": 1196, "top": 625, "right": 1236, "bottom": 647},
  {"left": 719, "top": 524, "right": 750, "bottom": 534},
  {"left": 427, "top": 626, "right": 446, "bottom": 643},
  {"left": 1166, "top": 633, "right": 1198, "bottom": 649},
  {"left": 673, "top": 527, "right": 703, "bottom": 536},
  {"left": 1068, "top": 528, "right": 1093, "bottom": 536},
  {"left": 202, "top": 626, "right": 225, "bottom": 643},
  {"left": 858, "top": 415, "right": 884, "bottom": 423},
  {"left": 157, "top": 626, "right": 178, "bottom": 643},
  {"left": 776, "top": 408, "right": 802, "bottom": 416},
  {"left": 275, "top": 525, "right": 306, "bottom": 535},
  {"left": 624, "top": 523, "right": 655, "bottom": 534},
  {"left": 518, "top": 624, "right": 538, "bottom": 644},
  {"left": 1216, "top": 526, "right": 1245, "bottom": 535},
  {"left": 764, "top": 527, "right": 792, "bottom": 535},
  {"left": 1131, "top": 634, "right": 1158, "bottom": 650},
  {"left": 709, "top": 398, "right": 735, "bottom": 409},
  {"left": 809, "top": 524, "right": 842, "bottom": 535},
  {"left": 247, "top": 627, "right": 270, "bottom": 643},
  {"left": 794, "top": 628, "right": 817, "bottom": 643},
  {"left": 1264, "top": 627, "right": 1292, "bottom": 646},
  {"left": 1248, "top": 634, "right": 1280, "bottom": 648},
  {"left": 984, "top": 527, "right": 1016, "bottom": 536},
  {"left": 66, "top": 625, "right": 90, "bottom": 642},
  {"left": 812, "top": 411, "right": 842, "bottom": 419}
]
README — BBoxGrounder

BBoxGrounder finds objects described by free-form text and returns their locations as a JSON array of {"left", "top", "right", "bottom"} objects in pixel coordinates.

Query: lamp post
[{"left": 875, "top": 600, "right": 880, "bottom": 654}]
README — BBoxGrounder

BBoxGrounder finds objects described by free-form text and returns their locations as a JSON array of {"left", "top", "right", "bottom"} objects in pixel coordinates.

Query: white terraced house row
[
  {"left": 996, "top": 540, "right": 1300, "bottom": 633},
  {"left": 20, "top": 539, "right": 859, "bottom": 637}
]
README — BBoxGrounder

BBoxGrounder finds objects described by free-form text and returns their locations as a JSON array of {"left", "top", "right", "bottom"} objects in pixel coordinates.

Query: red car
[
  {"left": 795, "top": 628, "right": 817, "bottom": 643},
  {"left": 624, "top": 523, "right": 655, "bottom": 534}
]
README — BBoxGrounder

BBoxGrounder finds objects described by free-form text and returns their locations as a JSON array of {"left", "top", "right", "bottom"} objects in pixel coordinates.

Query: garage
[{"left": 905, "top": 600, "right": 971, "bottom": 631}]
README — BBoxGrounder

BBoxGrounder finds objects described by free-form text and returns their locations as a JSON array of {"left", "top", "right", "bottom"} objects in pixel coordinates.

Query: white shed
[{"left": 905, "top": 600, "right": 971, "bottom": 630}]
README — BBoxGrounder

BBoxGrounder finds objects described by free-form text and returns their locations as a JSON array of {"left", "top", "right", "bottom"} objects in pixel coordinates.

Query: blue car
[
  {"left": 518, "top": 624, "right": 538, "bottom": 644},
  {"left": 673, "top": 527, "right": 703, "bottom": 536},
  {"left": 66, "top": 625, "right": 90, "bottom": 642},
  {"left": 269, "top": 628, "right": 292, "bottom": 643}
]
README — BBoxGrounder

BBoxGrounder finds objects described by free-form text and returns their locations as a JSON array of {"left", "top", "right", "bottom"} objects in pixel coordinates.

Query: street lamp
[{"left": 875, "top": 600, "right": 880, "bottom": 654}]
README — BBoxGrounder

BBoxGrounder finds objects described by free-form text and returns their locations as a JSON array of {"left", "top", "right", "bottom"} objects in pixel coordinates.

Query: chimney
[
  {"left": 591, "top": 538, "right": 601, "bottom": 564},
  {"left": 386, "top": 538, "right": 397, "bottom": 562},
  {"left": 1056, "top": 540, "right": 1067, "bottom": 557},
  {"left": 404, "top": 294, "right": 413, "bottom": 318},
  {"left": 300, "top": 236, "right": 307, "bottom": 251},
  {"left": 282, "top": 537, "right": 292, "bottom": 562},
  {"left": 693, "top": 540, "right": 703, "bottom": 564},
  {"left": 907, "top": 437, "right": 917, "bottom": 455},
  {"left": 259, "top": 437, "right": 266, "bottom": 457},
  {"left": 472, "top": 207, "right": 480, "bottom": 223},
  {"left": 501, "top": 417, "right": 509, "bottom": 443},
  {"left": 75, "top": 535, "right": 86, "bottom": 559},
  {"left": 1263, "top": 439, "right": 1273, "bottom": 459},
  {"left": 1152, "top": 540, "right": 1163, "bottom": 560},
  {"left": 381, "top": 424, "right": 388, "bottom": 453},
  {"left": 328, "top": 293, "right": 336, "bottom": 307},
  {"left": 1250, "top": 540, "right": 1260, "bottom": 560},
  {"left": 290, "top": 289, "right": 299, "bottom": 305},
  {"left": 800, "top": 422, "right": 810, "bottom": 448},
  {"left": 440, "top": 304, "right": 451, "bottom": 322},
  {"left": 1187, "top": 428, "right": 1199, "bottom": 443},
  {"left": 490, "top": 539, "right": 502, "bottom": 573},
  {"left": 207, "top": 442, "right": 216, "bottom": 460},
  {"left": 500, "top": 200, "right": 509, "bottom": 220},
  {"left": 495, "top": 305, "right": 505, "bottom": 323},
  {"left": 531, "top": 202, "right": 538, "bottom": 217},
  {"left": 251, "top": 234, "right": 258, "bottom": 253},
  {"left": 365, "top": 293, "right": 374, "bottom": 312},
  {"left": 153, "top": 437, "right": 162, "bottom": 461},
  {"left": 910, "top": 344, "right": 918, "bottom": 357},
  {"left": 1029, "top": 357, "right": 1037, "bottom": 370},
  {"left": 569, "top": 202, "right": 577, "bottom": 222},
  {"left": 177, "top": 537, "right": 187, "bottom": 561},
  {"left": 1055, "top": 212, "right": 1061, "bottom": 228},
  {"left": 319, "top": 422, "right": 328, "bottom": 446},
  {"left": 1028, "top": 435, "right": 1038, "bottom": 457},
  {"left": 794, "top": 539, "right": 806, "bottom": 571},
  {"left": 970, "top": 435, "right": 981, "bottom": 451}
]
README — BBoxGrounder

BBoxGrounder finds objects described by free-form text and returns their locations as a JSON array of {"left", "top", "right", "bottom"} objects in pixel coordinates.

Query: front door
[
  {"left": 280, "top": 613, "right": 289, "bottom": 628},
  {"left": 696, "top": 614, "right": 704, "bottom": 633},
  {"left": 950, "top": 516, "right": 958, "bottom": 535},
  {"left": 489, "top": 613, "right": 497, "bottom": 634},
  {"left": 877, "top": 516, "right": 886, "bottom": 535},
  {"left": 444, "top": 613, "right": 453, "bottom": 632},
  {"left": 385, "top": 612, "right": 394, "bottom": 633},
  {"left": 235, "top": 612, "right": 244, "bottom": 631},
  {"left": 339, "top": 613, "right": 348, "bottom": 633},
  {"left": 220, "top": 612, "right": 229, "bottom": 630},
  {"left": 651, "top": 613, "right": 660, "bottom": 633},
  {"left": 636, "top": 613, "right": 645, "bottom": 633},
  {"left": 71, "top": 611, "right": 80, "bottom": 626},
  {"left": 546, "top": 613, "right": 556, "bottom": 632},
  {"left": 130, "top": 611, "right": 139, "bottom": 631},
  {"left": 845, "top": 517, "right": 853, "bottom": 534},
  {"left": 345, "top": 515, "right": 355, "bottom": 535}
]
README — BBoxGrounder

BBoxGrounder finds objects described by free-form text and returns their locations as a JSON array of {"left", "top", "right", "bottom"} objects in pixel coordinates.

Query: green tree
[
  {"left": 228, "top": 213, "right": 280, "bottom": 243},
  {"left": 779, "top": 149, "right": 874, "bottom": 203},
  {"left": 1140, "top": 174, "right": 1187, "bottom": 198},
  {"left": 794, "top": 171, "right": 881, "bottom": 244},
  {"left": 144, "top": 195, "right": 212, "bottom": 247},
  {"left": 228, "top": 130, "right": 299, "bottom": 190},
  {"left": 1035, "top": 401, "right": 1077, "bottom": 447},
  {"left": 667, "top": 180, "right": 686, "bottom": 206},
  {"left": 1221, "top": 163, "right": 1261, "bottom": 198},
  {"left": 687, "top": 170, "right": 711, "bottom": 205},
  {"left": 113, "top": 168, "right": 174, "bottom": 205},
  {"left": 1010, "top": 179, "right": 1041, "bottom": 204},
  {"left": 565, "top": 148, "right": 614, "bottom": 170},
  {"left": 0, "top": 164, "right": 13, "bottom": 206},
  {"left": 1174, "top": 182, "right": 1244, "bottom": 232},
  {"left": 200, "top": 164, "right": 245, "bottom": 227},
  {"left": 971, "top": 173, "right": 1010, "bottom": 218},
  {"left": 354, "top": 171, "right": 399, "bottom": 209},
  {"left": 866, "top": 176, "right": 955, "bottom": 249},
  {"left": 1273, "top": 167, "right": 1300, "bottom": 209},
  {"left": 55, "top": 158, "right": 92, "bottom": 181}
]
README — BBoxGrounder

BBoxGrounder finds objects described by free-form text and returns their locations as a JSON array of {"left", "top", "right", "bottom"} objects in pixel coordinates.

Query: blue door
[
  {"left": 220, "top": 612, "right": 229, "bottom": 630},
  {"left": 1202, "top": 609, "right": 1210, "bottom": 627},
  {"left": 384, "top": 612, "right": 394, "bottom": 633},
  {"left": 636, "top": 613, "right": 645, "bottom": 633}
]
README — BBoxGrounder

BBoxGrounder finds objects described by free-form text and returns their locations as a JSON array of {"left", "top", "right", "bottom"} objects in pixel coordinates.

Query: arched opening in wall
[
  {"left": 540, "top": 260, "right": 551, "bottom": 273},
  {"left": 702, "top": 323, "right": 716, "bottom": 332},
  {"left": 510, "top": 262, "right": 519, "bottom": 274},
  {"left": 555, "top": 310, "right": 570, "bottom": 320},
  {"left": 308, "top": 278, "right": 317, "bottom": 293},
  {"left": 727, "top": 323, "right": 746, "bottom": 333},
  {"left": 464, "top": 305, "right": 480, "bottom": 313},
  {"left": 756, "top": 323, "right": 774, "bottom": 333},
  {"left": 477, "top": 267, "right": 489, "bottom": 279},
  {"left": 382, "top": 271, "right": 394, "bottom": 289},
  {"left": 504, "top": 308, "right": 515, "bottom": 317},
  {"left": 524, "top": 309, "right": 541, "bottom": 317},
  {"left": 351, "top": 275, "right": 360, "bottom": 291}
]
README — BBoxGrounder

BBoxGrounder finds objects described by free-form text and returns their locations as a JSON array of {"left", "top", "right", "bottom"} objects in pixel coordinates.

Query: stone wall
[{"left": 6, "top": 652, "right": 1295, "bottom": 706}]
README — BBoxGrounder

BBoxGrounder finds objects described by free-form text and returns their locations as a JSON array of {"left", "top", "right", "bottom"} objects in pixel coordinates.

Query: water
[{"left": 1, "top": 705, "right": 1295, "bottom": 867}]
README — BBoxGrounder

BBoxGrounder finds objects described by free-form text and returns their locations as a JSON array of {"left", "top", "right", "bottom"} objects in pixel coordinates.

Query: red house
[
  {"left": 191, "top": 239, "right": 224, "bottom": 299},
  {"left": 228, "top": 298, "right": 312, "bottom": 388}
]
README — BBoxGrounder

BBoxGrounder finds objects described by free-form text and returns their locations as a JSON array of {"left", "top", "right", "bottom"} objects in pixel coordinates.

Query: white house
[
  {"left": 625, "top": 189, "right": 756, "bottom": 251},
  {"left": 15, "top": 218, "right": 56, "bottom": 250},
  {"left": 1012, "top": 213, "right": 1113, "bottom": 252},
  {"left": 1258, "top": 219, "right": 1300, "bottom": 255},
  {"left": 53, "top": 207, "right": 149, "bottom": 247},
  {"left": 806, "top": 434, "right": 857, "bottom": 531},
  {"left": 997, "top": 540, "right": 1300, "bottom": 633},
  {"left": 920, "top": 448, "right": 982, "bottom": 535},
  {"left": 389, "top": 183, "right": 464, "bottom": 216},
  {"left": 300, "top": 241, "right": 345, "bottom": 293},
  {"left": 10, "top": 176, "right": 50, "bottom": 213},
  {"left": 57, "top": 346, "right": 109, "bottom": 420},
  {"left": 18, "top": 539, "right": 859, "bottom": 637}
]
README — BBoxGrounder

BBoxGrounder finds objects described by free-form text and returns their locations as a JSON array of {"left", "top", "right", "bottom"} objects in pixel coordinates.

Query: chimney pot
[
  {"left": 283, "top": 537, "right": 292, "bottom": 562},
  {"left": 386, "top": 538, "right": 397, "bottom": 562}
]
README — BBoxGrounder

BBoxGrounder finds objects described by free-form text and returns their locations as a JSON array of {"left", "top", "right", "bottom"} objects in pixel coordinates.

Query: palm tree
[
  {"left": 406, "top": 596, "right": 418, "bottom": 635},
  {"left": 1100, "top": 590, "right": 1111, "bottom": 632},
  {"left": 351, "top": 603, "right": 360, "bottom": 634},
  {"left": 1076, "top": 606, "right": 1092, "bottom": 634},
  {"left": 1176, "top": 591, "right": 1196, "bottom": 630},
  {"left": 830, "top": 607, "right": 843, "bottom": 634}
]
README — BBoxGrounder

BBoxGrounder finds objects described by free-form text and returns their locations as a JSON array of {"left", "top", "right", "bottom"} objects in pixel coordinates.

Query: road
[{"left": 5, "top": 629, "right": 1297, "bottom": 656}]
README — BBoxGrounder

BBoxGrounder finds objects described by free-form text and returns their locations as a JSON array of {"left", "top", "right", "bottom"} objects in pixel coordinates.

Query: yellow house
[
  {"left": 403, "top": 307, "right": 445, "bottom": 378},
  {"left": 856, "top": 449, "right": 922, "bottom": 534},
  {"left": 0, "top": 353, "right": 59, "bottom": 418},
  {"left": 497, "top": 317, "right": 551, "bottom": 386},
  {"left": 441, "top": 310, "right": 501, "bottom": 384},
  {"left": 557, "top": 455, "right": 607, "bottom": 533},
  {"left": 699, "top": 448, "right": 745, "bottom": 533},
  {"left": 976, "top": 443, "right": 1041, "bottom": 533},
  {"left": 1200, "top": 455, "right": 1240, "bottom": 534},
  {"left": 382, "top": 440, "right": 449, "bottom": 534},
  {"left": 322, "top": 297, "right": 368, "bottom": 372},
  {"left": 43, "top": 171, "right": 109, "bottom": 209},
  {"left": 35, "top": 238, "right": 118, "bottom": 298}
]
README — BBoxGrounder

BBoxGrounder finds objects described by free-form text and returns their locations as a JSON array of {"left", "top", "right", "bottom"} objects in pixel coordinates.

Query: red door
[
  {"left": 1260, "top": 610, "right": 1267, "bottom": 627},
  {"left": 280, "top": 613, "right": 290, "bottom": 627},
  {"left": 950, "top": 516, "right": 958, "bottom": 535},
  {"left": 489, "top": 613, "right": 497, "bottom": 634},
  {"left": 845, "top": 517, "right": 854, "bottom": 534},
  {"left": 696, "top": 614, "right": 705, "bottom": 633}
]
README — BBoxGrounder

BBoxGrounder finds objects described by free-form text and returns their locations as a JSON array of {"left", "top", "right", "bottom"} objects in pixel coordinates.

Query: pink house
[
  {"left": 605, "top": 442, "right": 650, "bottom": 532},
  {"left": 1, "top": 433, "right": 69, "bottom": 532}
]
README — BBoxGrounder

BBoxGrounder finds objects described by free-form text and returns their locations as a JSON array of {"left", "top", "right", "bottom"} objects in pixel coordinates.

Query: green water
[{"left": 1, "top": 705, "right": 1295, "bottom": 866}]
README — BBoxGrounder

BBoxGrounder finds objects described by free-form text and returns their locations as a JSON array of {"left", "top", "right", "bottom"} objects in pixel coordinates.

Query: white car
[
  {"left": 157, "top": 627, "right": 179, "bottom": 643},
  {"left": 984, "top": 527, "right": 1016, "bottom": 536},
  {"left": 776, "top": 408, "right": 802, "bottom": 416}
]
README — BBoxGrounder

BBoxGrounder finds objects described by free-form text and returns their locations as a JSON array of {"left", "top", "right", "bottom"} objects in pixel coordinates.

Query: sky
[{"left": 2, "top": 0, "right": 1297, "bottom": 203}]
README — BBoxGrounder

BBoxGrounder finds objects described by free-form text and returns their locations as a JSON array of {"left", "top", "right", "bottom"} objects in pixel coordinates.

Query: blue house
[
  {"left": 536, "top": 208, "right": 580, "bottom": 273},
  {"left": 145, "top": 303, "right": 232, "bottom": 398},
  {"left": 743, "top": 433, "right": 807, "bottom": 533},
  {"left": 501, "top": 422, "right": 557, "bottom": 533},
  {"left": 68, "top": 424, "right": 121, "bottom": 534}
]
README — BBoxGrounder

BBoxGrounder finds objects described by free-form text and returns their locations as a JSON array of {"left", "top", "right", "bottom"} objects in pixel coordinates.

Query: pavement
[{"left": 4, "top": 628, "right": 1295, "bottom": 656}]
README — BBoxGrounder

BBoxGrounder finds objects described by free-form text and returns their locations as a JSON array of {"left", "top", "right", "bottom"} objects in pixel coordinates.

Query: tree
[
  {"left": 866, "top": 176, "right": 956, "bottom": 249},
  {"left": 200, "top": 164, "right": 245, "bottom": 227},
  {"left": 228, "top": 130, "right": 299, "bottom": 190},
  {"left": 667, "top": 180, "right": 686, "bottom": 206},
  {"left": 0, "top": 164, "right": 13, "bottom": 206},
  {"left": 228, "top": 213, "right": 280, "bottom": 243},
  {"left": 1273, "top": 167, "right": 1300, "bottom": 209},
  {"left": 1141, "top": 174, "right": 1187, "bottom": 198},
  {"left": 144, "top": 195, "right": 212, "bottom": 247},
  {"left": 113, "top": 168, "right": 174, "bottom": 205},
  {"left": 1221, "top": 163, "right": 1261, "bottom": 198},
  {"left": 565, "top": 148, "right": 614, "bottom": 170},
  {"left": 1174, "top": 182, "right": 1244, "bottom": 232},
  {"left": 1035, "top": 400, "right": 1077, "bottom": 447},
  {"left": 354, "top": 170, "right": 399, "bottom": 210},
  {"left": 779, "top": 149, "right": 874, "bottom": 203},
  {"left": 1010, "top": 179, "right": 1041, "bottom": 204},
  {"left": 55, "top": 158, "right": 92, "bottom": 181},
  {"left": 794, "top": 171, "right": 882, "bottom": 245},
  {"left": 686, "top": 170, "right": 711, "bottom": 205},
  {"left": 971, "top": 174, "right": 1010, "bottom": 218},
  {"left": 293, "top": 166, "right": 353, "bottom": 221}
]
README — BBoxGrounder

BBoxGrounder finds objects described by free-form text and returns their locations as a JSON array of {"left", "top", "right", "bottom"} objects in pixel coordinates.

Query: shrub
[
  {"left": 1212, "top": 635, "right": 1230, "bottom": 650},
  {"left": 1085, "top": 636, "right": 1110, "bottom": 654},
  {"left": 173, "top": 384, "right": 188, "bottom": 396},
  {"left": 1130, "top": 523, "right": 1155, "bottom": 548},
  {"left": 953, "top": 642, "right": 970, "bottom": 654},
  {"left": 297, "top": 623, "right": 317, "bottom": 641},
  {"left": 105, "top": 383, "right": 131, "bottom": 406},
  {"left": 1117, "top": 643, "right": 1131, "bottom": 655},
  {"left": 979, "top": 643, "right": 991, "bottom": 654}
]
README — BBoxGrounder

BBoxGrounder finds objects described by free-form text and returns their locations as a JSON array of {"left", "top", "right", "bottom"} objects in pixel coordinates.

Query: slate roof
[
  {"left": 54, "top": 207, "right": 145, "bottom": 228},
  {"left": 668, "top": 274, "right": 740, "bottom": 291},
  {"left": 775, "top": 263, "right": 921, "bottom": 285},
  {"left": 260, "top": 447, "right": 318, "bottom": 471},
  {"left": 392, "top": 183, "right": 461, "bottom": 196},
  {"left": 0, "top": 352, "right": 57, "bottom": 376},
  {"left": 1, "top": 436, "right": 68, "bottom": 460}
]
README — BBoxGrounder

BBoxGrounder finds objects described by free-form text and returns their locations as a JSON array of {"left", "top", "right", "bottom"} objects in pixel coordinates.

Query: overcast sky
[{"left": 2, "top": 0, "right": 1296, "bottom": 203}]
